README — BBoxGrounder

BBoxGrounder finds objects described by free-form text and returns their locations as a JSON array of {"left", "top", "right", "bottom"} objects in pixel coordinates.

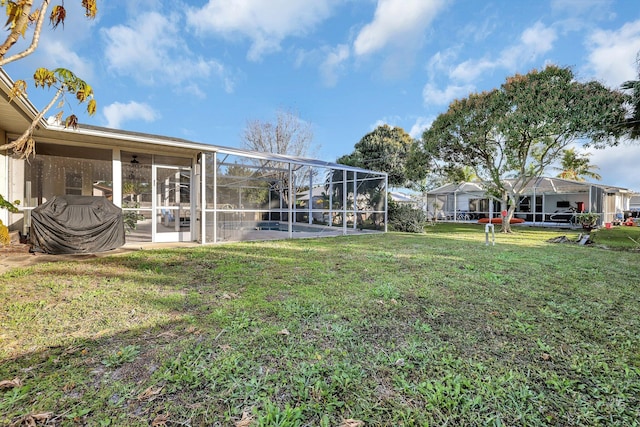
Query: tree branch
[
  {"left": 0, "top": 1, "right": 51, "bottom": 66},
  {"left": 0, "top": 85, "right": 63, "bottom": 157}
]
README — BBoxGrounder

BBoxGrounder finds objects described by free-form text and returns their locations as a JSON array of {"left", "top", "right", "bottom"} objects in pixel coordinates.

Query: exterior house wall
[{"left": 0, "top": 129, "right": 7, "bottom": 227}]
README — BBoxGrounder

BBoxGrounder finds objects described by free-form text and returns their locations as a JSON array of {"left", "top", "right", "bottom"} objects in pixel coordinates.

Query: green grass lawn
[{"left": 1, "top": 224, "right": 639, "bottom": 426}]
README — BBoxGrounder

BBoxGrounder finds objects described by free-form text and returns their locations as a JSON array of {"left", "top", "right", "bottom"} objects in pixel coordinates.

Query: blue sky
[{"left": 4, "top": 0, "right": 640, "bottom": 190}]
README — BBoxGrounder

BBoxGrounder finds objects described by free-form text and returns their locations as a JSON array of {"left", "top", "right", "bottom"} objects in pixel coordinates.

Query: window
[{"left": 65, "top": 171, "right": 83, "bottom": 195}]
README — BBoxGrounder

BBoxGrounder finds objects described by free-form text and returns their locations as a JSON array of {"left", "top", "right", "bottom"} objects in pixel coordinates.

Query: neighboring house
[
  {"left": 0, "top": 69, "right": 388, "bottom": 244},
  {"left": 630, "top": 194, "right": 640, "bottom": 214},
  {"left": 424, "top": 177, "right": 633, "bottom": 226},
  {"left": 389, "top": 191, "right": 418, "bottom": 208}
]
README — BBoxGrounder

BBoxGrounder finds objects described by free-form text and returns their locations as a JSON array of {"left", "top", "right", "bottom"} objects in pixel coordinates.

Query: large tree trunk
[{"left": 500, "top": 195, "right": 512, "bottom": 233}]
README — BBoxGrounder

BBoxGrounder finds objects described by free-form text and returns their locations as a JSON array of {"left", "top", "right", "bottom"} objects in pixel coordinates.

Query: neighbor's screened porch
[{"left": 199, "top": 150, "right": 388, "bottom": 243}]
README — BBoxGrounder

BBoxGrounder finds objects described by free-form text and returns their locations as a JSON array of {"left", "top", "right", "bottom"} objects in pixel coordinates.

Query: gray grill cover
[{"left": 31, "top": 195, "right": 125, "bottom": 254}]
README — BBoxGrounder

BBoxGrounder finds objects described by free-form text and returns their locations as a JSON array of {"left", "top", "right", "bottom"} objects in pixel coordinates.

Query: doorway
[{"left": 153, "top": 165, "right": 192, "bottom": 242}]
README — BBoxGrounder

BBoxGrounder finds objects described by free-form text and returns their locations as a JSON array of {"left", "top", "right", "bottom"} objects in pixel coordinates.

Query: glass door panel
[{"left": 154, "top": 166, "right": 191, "bottom": 242}]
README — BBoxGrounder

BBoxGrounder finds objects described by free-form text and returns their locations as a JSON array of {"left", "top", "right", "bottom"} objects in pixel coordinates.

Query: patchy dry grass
[
  {"left": 1, "top": 224, "right": 639, "bottom": 426},
  {"left": 589, "top": 224, "right": 640, "bottom": 250}
]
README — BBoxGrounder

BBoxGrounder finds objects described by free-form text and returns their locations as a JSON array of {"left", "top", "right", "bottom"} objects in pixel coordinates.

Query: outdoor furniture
[{"left": 30, "top": 195, "right": 125, "bottom": 254}]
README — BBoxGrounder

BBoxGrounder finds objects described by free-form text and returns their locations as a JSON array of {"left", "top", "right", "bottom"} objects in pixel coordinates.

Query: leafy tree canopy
[
  {"left": 555, "top": 148, "right": 602, "bottom": 182},
  {"left": 618, "top": 61, "right": 640, "bottom": 139},
  {"left": 337, "top": 124, "right": 414, "bottom": 187},
  {"left": 0, "top": 0, "right": 98, "bottom": 158},
  {"left": 413, "top": 65, "right": 626, "bottom": 231}
]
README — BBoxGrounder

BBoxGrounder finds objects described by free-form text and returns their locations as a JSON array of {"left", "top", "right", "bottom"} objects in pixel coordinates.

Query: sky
[{"left": 4, "top": 0, "right": 640, "bottom": 191}]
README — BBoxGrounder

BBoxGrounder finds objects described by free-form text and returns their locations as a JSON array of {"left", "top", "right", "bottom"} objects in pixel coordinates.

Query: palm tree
[
  {"left": 619, "top": 77, "right": 640, "bottom": 139},
  {"left": 555, "top": 148, "right": 602, "bottom": 181},
  {"left": 616, "top": 52, "right": 640, "bottom": 139}
]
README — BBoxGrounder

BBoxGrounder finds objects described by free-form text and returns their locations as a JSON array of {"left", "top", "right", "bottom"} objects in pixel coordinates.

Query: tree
[
  {"left": 616, "top": 53, "right": 640, "bottom": 139},
  {"left": 241, "top": 109, "right": 316, "bottom": 158},
  {"left": 413, "top": 65, "right": 626, "bottom": 232},
  {"left": 0, "top": 1, "right": 98, "bottom": 241},
  {"left": 555, "top": 148, "right": 602, "bottom": 181},
  {"left": 619, "top": 78, "right": 640, "bottom": 139},
  {"left": 0, "top": 1, "right": 98, "bottom": 157},
  {"left": 240, "top": 109, "right": 318, "bottom": 209},
  {"left": 337, "top": 124, "right": 414, "bottom": 187}
]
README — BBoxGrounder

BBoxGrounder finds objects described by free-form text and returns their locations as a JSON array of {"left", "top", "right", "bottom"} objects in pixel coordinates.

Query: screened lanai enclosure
[
  {"left": 4, "top": 141, "right": 387, "bottom": 245},
  {"left": 199, "top": 151, "right": 388, "bottom": 243},
  {"left": 0, "top": 65, "right": 387, "bottom": 246}
]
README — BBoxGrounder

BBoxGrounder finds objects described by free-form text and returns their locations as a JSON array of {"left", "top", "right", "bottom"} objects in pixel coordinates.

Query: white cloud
[
  {"left": 427, "top": 48, "right": 459, "bottom": 75},
  {"left": 511, "top": 22, "right": 557, "bottom": 63},
  {"left": 450, "top": 22, "right": 557, "bottom": 83},
  {"left": 551, "top": 0, "right": 612, "bottom": 15},
  {"left": 459, "top": 18, "right": 497, "bottom": 43},
  {"left": 353, "top": 0, "right": 446, "bottom": 57},
  {"left": 186, "top": 0, "right": 335, "bottom": 61},
  {"left": 409, "top": 116, "right": 434, "bottom": 138},
  {"left": 422, "top": 82, "right": 474, "bottom": 105},
  {"left": 450, "top": 58, "right": 495, "bottom": 83},
  {"left": 371, "top": 119, "right": 388, "bottom": 130},
  {"left": 103, "top": 101, "right": 159, "bottom": 129},
  {"left": 102, "top": 12, "right": 178, "bottom": 82},
  {"left": 586, "top": 20, "right": 640, "bottom": 87},
  {"left": 588, "top": 142, "right": 640, "bottom": 192},
  {"left": 102, "top": 11, "right": 232, "bottom": 91},
  {"left": 38, "top": 40, "right": 94, "bottom": 80},
  {"left": 320, "top": 44, "right": 350, "bottom": 87}
]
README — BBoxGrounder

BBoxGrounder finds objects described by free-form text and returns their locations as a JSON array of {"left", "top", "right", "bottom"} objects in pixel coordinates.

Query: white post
[
  {"left": 342, "top": 169, "right": 347, "bottom": 235},
  {"left": 485, "top": 223, "right": 495, "bottom": 245},
  {"left": 200, "top": 153, "right": 206, "bottom": 244},
  {"left": 0, "top": 151, "right": 8, "bottom": 226},
  {"left": 151, "top": 165, "right": 157, "bottom": 241},
  {"left": 308, "top": 169, "right": 313, "bottom": 225},
  {"left": 213, "top": 152, "right": 218, "bottom": 243},
  {"left": 384, "top": 174, "right": 388, "bottom": 233},
  {"left": 454, "top": 190, "right": 458, "bottom": 221},
  {"left": 328, "top": 172, "right": 333, "bottom": 227},
  {"left": 288, "top": 163, "right": 293, "bottom": 238},
  {"left": 353, "top": 171, "right": 358, "bottom": 230},
  {"left": 112, "top": 149, "right": 122, "bottom": 207}
]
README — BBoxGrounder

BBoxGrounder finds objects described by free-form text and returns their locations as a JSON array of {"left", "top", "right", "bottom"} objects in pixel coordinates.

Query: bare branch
[{"left": 241, "top": 109, "right": 316, "bottom": 158}]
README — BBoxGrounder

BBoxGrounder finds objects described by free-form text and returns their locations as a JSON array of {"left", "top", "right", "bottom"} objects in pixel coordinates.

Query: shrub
[
  {"left": 388, "top": 201, "right": 429, "bottom": 233},
  {"left": 0, "top": 220, "right": 9, "bottom": 246}
]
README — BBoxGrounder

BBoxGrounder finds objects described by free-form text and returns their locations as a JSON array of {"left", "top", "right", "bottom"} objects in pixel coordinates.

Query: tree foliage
[
  {"left": 387, "top": 200, "right": 430, "bottom": 233},
  {"left": 0, "top": 0, "right": 98, "bottom": 239},
  {"left": 337, "top": 124, "right": 414, "bottom": 187},
  {"left": 555, "top": 148, "right": 601, "bottom": 181},
  {"left": 618, "top": 60, "right": 640, "bottom": 139},
  {"left": 413, "top": 65, "right": 626, "bottom": 232},
  {"left": 0, "top": 0, "right": 98, "bottom": 158}
]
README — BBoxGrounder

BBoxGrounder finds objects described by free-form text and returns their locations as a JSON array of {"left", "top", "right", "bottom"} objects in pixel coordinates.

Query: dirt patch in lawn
[
  {"left": 0, "top": 242, "right": 200, "bottom": 275},
  {"left": 0, "top": 249, "right": 101, "bottom": 275}
]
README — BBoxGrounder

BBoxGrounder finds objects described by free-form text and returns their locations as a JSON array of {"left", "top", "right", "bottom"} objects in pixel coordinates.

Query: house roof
[
  {"left": 427, "top": 177, "right": 632, "bottom": 195},
  {"left": 0, "top": 68, "right": 386, "bottom": 177},
  {"left": 389, "top": 191, "right": 416, "bottom": 203},
  {"left": 428, "top": 181, "right": 485, "bottom": 194}
]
